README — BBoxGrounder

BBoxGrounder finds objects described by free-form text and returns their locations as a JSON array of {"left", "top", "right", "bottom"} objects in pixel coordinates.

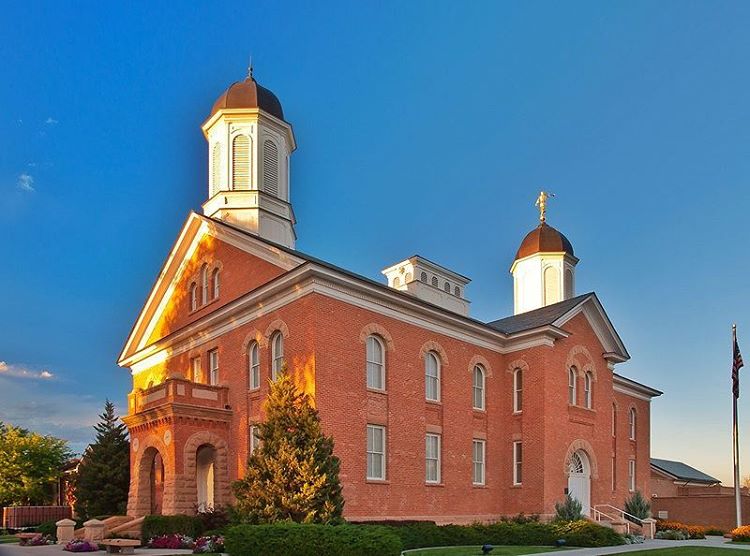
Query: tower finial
[
  {"left": 247, "top": 55, "right": 253, "bottom": 79},
  {"left": 535, "top": 191, "right": 555, "bottom": 223}
]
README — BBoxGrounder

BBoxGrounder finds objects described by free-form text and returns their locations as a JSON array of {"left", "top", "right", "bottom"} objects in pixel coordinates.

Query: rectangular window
[
  {"left": 628, "top": 460, "right": 636, "bottom": 492},
  {"left": 513, "top": 441, "right": 523, "bottom": 485},
  {"left": 513, "top": 369, "right": 523, "bottom": 413},
  {"left": 472, "top": 439, "right": 486, "bottom": 485},
  {"left": 426, "top": 433, "right": 441, "bottom": 484},
  {"left": 191, "top": 356, "right": 201, "bottom": 383},
  {"left": 611, "top": 456, "right": 616, "bottom": 492},
  {"left": 208, "top": 349, "right": 219, "bottom": 386},
  {"left": 249, "top": 425, "right": 260, "bottom": 455},
  {"left": 366, "top": 425, "right": 386, "bottom": 480},
  {"left": 249, "top": 344, "right": 260, "bottom": 390}
]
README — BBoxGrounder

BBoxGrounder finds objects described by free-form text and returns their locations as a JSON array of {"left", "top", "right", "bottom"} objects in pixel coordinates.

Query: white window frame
[
  {"left": 628, "top": 459, "right": 636, "bottom": 492},
  {"left": 425, "top": 433, "right": 441, "bottom": 484},
  {"left": 249, "top": 425, "right": 260, "bottom": 455},
  {"left": 212, "top": 268, "right": 220, "bottom": 299},
  {"left": 201, "top": 264, "right": 209, "bottom": 305},
  {"left": 584, "top": 371, "right": 593, "bottom": 409},
  {"left": 425, "top": 352, "right": 441, "bottom": 402},
  {"left": 472, "top": 365, "right": 485, "bottom": 410},
  {"left": 629, "top": 408, "right": 636, "bottom": 440},
  {"left": 208, "top": 349, "right": 219, "bottom": 386},
  {"left": 366, "top": 335, "right": 385, "bottom": 391},
  {"left": 271, "top": 332, "right": 284, "bottom": 380},
  {"left": 249, "top": 342, "right": 260, "bottom": 390},
  {"left": 513, "top": 441, "right": 523, "bottom": 485},
  {"left": 568, "top": 367, "right": 577, "bottom": 405},
  {"left": 472, "top": 439, "right": 486, "bottom": 486},
  {"left": 513, "top": 368, "right": 523, "bottom": 413},
  {"left": 366, "top": 424, "right": 386, "bottom": 480},
  {"left": 191, "top": 356, "right": 201, "bottom": 383}
]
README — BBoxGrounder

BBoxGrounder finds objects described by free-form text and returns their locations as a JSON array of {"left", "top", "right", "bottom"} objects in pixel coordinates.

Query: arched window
[
  {"left": 232, "top": 135, "right": 250, "bottom": 190},
  {"left": 263, "top": 139, "right": 279, "bottom": 196},
  {"left": 431, "top": 276, "right": 438, "bottom": 287},
  {"left": 425, "top": 351, "right": 440, "bottom": 401},
  {"left": 405, "top": 272, "right": 412, "bottom": 282},
  {"left": 544, "top": 266, "right": 560, "bottom": 305},
  {"left": 248, "top": 342, "right": 260, "bottom": 389},
  {"left": 568, "top": 367, "right": 577, "bottom": 405},
  {"left": 366, "top": 335, "right": 385, "bottom": 390},
  {"left": 393, "top": 277, "right": 401, "bottom": 288},
  {"left": 513, "top": 368, "right": 523, "bottom": 412},
  {"left": 584, "top": 371, "right": 593, "bottom": 409},
  {"left": 211, "top": 143, "right": 222, "bottom": 195},
  {"left": 443, "top": 282, "right": 451, "bottom": 293},
  {"left": 271, "top": 332, "right": 284, "bottom": 380},
  {"left": 454, "top": 286, "right": 460, "bottom": 297},
  {"left": 565, "top": 268, "right": 574, "bottom": 298},
  {"left": 190, "top": 282, "right": 198, "bottom": 311},
  {"left": 629, "top": 408, "right": 636, "bottom": 440},
  {"left": 201, "top": 264, "right": 209, "bottom": 305},
  {"left": 420, "top": 272, "right": 427, "bottom": 283},
  {"left": 472, "top": 365, "right": 485, "bottom": 410},
  {"left": 212, "top": 268, "right": 220, "bottom": 299}
]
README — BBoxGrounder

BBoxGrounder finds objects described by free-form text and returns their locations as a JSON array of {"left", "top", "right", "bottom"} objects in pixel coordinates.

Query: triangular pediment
[{"left": 118, "top": 212, "right": 304, "bottom": 366}]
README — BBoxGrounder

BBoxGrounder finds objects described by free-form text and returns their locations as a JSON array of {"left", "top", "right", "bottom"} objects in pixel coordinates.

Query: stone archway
[
  {"left": 178, "top": 431, "right": 230, "bottom": 514},
  {"left": 129, "top": 441, "right": 172, "bottom": 517},
  {"left": 196, "top": 445, "right": 217, "bottom": 511}
]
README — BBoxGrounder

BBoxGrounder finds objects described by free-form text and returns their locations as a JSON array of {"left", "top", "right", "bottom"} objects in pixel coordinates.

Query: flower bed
[
  {"left": 731, "top": 525, "right": 750, "bottom": 542},
  {"left": 63, "top": 539, "right": 99, "bottom": 552},
  {"left": 655, "top": 519, "right": 706, "bottom": 539},
  {"left": 19, "top": 534, "right": 54, "bottom": 546},
  {"left": 147, "top": 533, "right": 195, "bottom": 549},
  {"left": 193, "top": 535, "right": 225, "bottom": 553}
]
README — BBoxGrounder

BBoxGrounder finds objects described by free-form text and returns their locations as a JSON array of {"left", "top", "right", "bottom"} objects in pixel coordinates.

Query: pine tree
[
  {"left": 233, "top": 367, "right": 344, "bottom": 524},
  {"left": 74, "top": 400, "right": 130, "bottom": 519},
  {"left": 624, "top": 490, "right": 651, "bottom": 520}
]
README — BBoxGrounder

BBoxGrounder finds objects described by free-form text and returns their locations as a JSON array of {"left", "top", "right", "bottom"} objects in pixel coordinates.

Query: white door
[{"left": 567, "top": 451, "right": 591, "bottom": 515}]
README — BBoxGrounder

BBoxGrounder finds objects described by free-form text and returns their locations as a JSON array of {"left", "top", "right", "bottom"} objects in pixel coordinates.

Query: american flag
[{"left": 733, "top": 331, "right": 744, "bottom": 398}]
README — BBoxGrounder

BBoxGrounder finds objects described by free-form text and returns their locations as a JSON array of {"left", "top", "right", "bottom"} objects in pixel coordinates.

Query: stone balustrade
[{"left": 129, "top": 377, "right": 230, "bottom": 415}]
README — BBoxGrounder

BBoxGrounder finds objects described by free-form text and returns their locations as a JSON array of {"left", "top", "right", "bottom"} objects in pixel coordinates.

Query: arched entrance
[
  {"left": 567, "top": 450, "right": 591, "bottom": 515},
  {"left": 148, "top": 451, "right": 165, "bottom": 515},
  {"left": 196, "top": 445, "right": 216, "bottom": 511}
]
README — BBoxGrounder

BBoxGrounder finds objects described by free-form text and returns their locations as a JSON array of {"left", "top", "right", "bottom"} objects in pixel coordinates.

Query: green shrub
[
  {"left": 224, "top": 523, "right": 402, "bottom": 556},
  {"left": 141, "top": 515, "right": 202, "bottom": 541},
  {"left": 655, "top": 529, "right": 688, "bottom": 540},
  {"left": 705, "top": 526, "right": 726, "bottom": 536},
  {"left": 624, "top": 491, "right": 651, "bottom": 521},
  {"left": 552, "top": 520, "right": 626, "bottom": 547},
  {"left": 554, "top": 493, "right": 584, "bottom": 522}
]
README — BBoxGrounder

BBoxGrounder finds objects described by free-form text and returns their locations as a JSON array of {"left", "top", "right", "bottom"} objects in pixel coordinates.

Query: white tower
[
  {"left": 510, "top": 221, "right": 578, "bottom": 315},
  {"left": 201, "top": 68, "right": 297, "bottom": 248}
]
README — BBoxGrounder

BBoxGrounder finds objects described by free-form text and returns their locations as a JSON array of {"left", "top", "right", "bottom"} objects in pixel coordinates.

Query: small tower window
[
  {"left": 263, "top": 139, "right": 279, "bottom": 196},
  {"left": 565, "top": 268, "right": 574, "bottom": 299},
  {"left": 431, "top": 276, "right": 438, "bottom": 287},
  {"left": 393, "top": 277, "right": 400, "bottom": 288},
  {"left": 232, "top": 135, "right": 250, "bottom": 190},
  {"left": 211, "top": 143, "right": 222, "bottom": 195},
  {"left": 454, "top": 286, "right": 460, "bottom": 297},
  {"left": 420, "top": 272, "right": 428, "bottom": 283},
  {"left": 443, "top": 282, "right": 451, "bottom": 293}
]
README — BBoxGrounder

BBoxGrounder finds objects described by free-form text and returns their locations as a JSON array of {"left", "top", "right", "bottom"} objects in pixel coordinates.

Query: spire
[
  {"left": 247, "top": 55, "right": 254, "bottom": 80},
  {"left": 535, "top": 191, "right": 555, "bottom": 223}
]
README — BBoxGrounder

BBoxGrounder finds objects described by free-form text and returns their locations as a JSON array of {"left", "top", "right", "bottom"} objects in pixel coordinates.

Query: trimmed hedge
[
  {"left": 141, "top": 515, "right": 203, "bottom": 541},
  {"left": 224, "top": 523, "right": 403, "bottom": 556},
  {"left": 383, "top": 520, "right": 624, "bottom": 549}
]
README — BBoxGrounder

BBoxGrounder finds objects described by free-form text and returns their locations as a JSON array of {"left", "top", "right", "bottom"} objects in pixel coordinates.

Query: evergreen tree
[
  {"left": 74, "top": 400, "right": 130, "bottom": 519},
  {"left": 553, "top": 493, "right": 584, "bottom": 522},
  {"left": 624, "top": 490, "right": 651, "bottom": 520},
  {"left": 233, "top": 368, "right": 344, "bottom": 524}
]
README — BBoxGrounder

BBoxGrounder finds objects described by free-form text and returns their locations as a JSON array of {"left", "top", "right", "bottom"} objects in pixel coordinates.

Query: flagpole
[{"left": 734, "top": 323, "right": 742, "bottom": 528}]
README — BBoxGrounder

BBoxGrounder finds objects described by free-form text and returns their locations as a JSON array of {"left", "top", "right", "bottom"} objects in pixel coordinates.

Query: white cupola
[
  {"left": 201, "top": 68, "right": 297, "bottom": 248},
  {"left": 510, "top": 220, "right": 578, "bottom": 315}
]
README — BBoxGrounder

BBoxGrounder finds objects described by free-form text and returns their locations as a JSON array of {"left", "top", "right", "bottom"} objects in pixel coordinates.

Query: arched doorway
[
  {"left": 149, "top": 451, "right": 164, "bottom": 515},
  {"left": 196, "top": 445, "right": 216, "bottom": 511},
  {"left": 567, "top": 450, "right": 591, "bottom": 515}
]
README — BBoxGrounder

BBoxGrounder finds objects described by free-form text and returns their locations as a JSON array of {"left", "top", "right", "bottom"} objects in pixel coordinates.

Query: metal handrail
[
  {"left": 590, "top": 506, "right": 633, "bottom": 535},
  {"left": 594, "top": 503, "right": 645, "bottom": 526}
]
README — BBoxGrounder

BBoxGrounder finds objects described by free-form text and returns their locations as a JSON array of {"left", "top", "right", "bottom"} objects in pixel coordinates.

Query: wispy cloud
[
  {"left": 44, "top": 117, "right": 58, "bottom": 125},
  {"left": 0, "top": 361, "right": 55, "bottom": 380},
  {"left": 17, "top": 173, "right": 35, "bottom": 192}
]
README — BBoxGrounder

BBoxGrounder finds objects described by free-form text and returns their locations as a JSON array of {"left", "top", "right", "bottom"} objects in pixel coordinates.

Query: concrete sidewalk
[{"left": 524, "top": 535, "right": 750, "bottom": 554}]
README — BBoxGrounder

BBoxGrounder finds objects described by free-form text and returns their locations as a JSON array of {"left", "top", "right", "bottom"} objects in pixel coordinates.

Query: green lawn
[
  {"left": 404, "top": 546, "right": 565, "bottom": 556},
  {"left": 0, "top": 535, "right": 18, "bottom": 544},
  {"left": 611, "top": 549, "right": 737, "bottom": 555}
]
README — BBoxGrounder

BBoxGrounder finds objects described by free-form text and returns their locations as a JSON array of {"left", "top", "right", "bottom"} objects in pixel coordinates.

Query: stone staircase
[
  {"left": 73, "top": 515, "right": 145, "bottom": 540},
  {"left": 590, "top": 504, "right": 655, "bottom": 538}
]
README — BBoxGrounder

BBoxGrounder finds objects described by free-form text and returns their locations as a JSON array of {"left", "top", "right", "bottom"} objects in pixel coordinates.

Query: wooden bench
[
  {"left": 14, "top": 533, "right": 38, "bottom": 540},
  {"left": 100, "top": 539, "right": 141, "bottom": 554}
]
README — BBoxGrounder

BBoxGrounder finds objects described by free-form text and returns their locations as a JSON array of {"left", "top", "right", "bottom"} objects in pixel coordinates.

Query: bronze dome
[
  {"left": 210, "top": 76, "right": 284, "bottom": 121},
  {"left": 515, "top": 223, "right": 575, "bottom": 260}
]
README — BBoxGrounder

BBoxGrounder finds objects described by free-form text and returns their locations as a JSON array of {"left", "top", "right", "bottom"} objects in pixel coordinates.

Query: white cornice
[{"left": 613, "top": 374, "right": 662, "bottom": 400}]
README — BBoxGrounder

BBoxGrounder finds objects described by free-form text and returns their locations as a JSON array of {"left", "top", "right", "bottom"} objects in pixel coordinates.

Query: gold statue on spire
[{"left": 535, "top": 191, "right": 555, "bottom": 223}]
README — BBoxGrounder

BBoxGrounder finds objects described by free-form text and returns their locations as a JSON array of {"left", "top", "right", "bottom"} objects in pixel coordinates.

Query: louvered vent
[
  {"left": 211, "top": 143, "right": 222, "bottom": 195},
  {"left": 232, "top": 135, "right": 250, "bottom": 190},
  {"left": 263, "top": 140, "right": 279, "bottom": 196}
]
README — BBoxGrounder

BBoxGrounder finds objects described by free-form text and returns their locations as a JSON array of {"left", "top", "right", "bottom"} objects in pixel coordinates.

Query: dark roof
[
  {"left": 516, "top": 223, "right": 575, "bottom": 260},
  {"left": 650, "top": 458, "right": 719, "bottom": 484},
  {"left": 211, "top": 76, "right": 285, "bottom": 120},
  {"left": 486, "top": 293, "right": 594, "bottom": 334}
]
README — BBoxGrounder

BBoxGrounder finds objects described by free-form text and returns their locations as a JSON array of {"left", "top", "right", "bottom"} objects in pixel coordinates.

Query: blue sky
[{"left": 1, "top": 1, "right": 749, "bottom": 484}]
